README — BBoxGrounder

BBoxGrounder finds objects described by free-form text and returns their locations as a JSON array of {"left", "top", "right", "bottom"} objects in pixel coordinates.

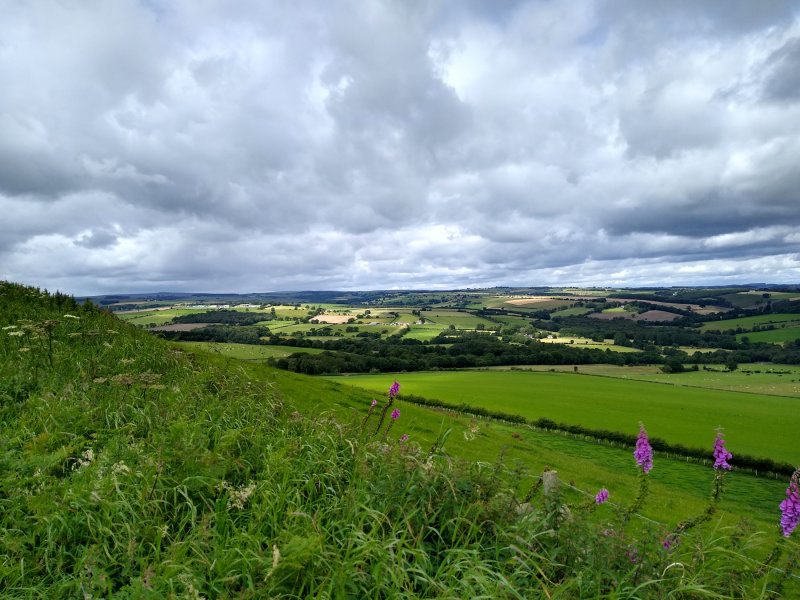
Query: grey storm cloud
[{"left": 1, "top": 0, "right": 799, "bottom": 295}]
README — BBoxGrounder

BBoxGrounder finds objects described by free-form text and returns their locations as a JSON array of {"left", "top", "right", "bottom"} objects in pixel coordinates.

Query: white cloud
[{"left": 1, "top": 0, "right": 799, "bottom": 294}]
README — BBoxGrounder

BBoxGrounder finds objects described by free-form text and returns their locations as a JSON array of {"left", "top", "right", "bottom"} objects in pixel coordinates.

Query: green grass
[
  {"left": 324, "top": 371, "right": 800, "bottom": 464},
  {"left": 175, "top": 341, "right": 325, "bottom": 359},
  {"left": 403, "top": 325, "right": 448, "bottom": 341},
  {"left": 701, "top": 313, "right": 800, "bottom": 332},
  {"left": 550, "top": 306, "right": 593, "bottom": 317},
  {"left": 738, "top": 327, "right": 800, "bottom": 344},
  {"left": 420, "top": 310, "right": 489, "bottom": 329},
  {"left": 491, "top": 363, "right": 800, "bottom": 398},
  {"left": 115, "top": 307, "right": 208, "bottom": 327}
]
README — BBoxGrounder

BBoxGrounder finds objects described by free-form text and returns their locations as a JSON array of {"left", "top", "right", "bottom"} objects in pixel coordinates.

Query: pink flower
[
  {"left": 389, "top": 381, "right": 400, "bottom": 398},
  {"left": 663, "top": 533, "right": 681, "bottom": 551},
  {"left": 712, "top": 430, "right": 732, "bottom": 470},
  {"left": 399, "top": 433, "right": 408, "bottom": 443},
  {"left": 780, "top": 477, "right": 800, "bottom": 538},
  {"left": 371, "top": 399, "right": 377, "bottom": 407},
  {"left": 634, "top": 424, "right": 653, "bottom": 474},
  {"left": 595, "top": 488, "right": 609, "bottom": 504},
  {"left": 391, "top": 409, "right": 400, "bottom": 420}
]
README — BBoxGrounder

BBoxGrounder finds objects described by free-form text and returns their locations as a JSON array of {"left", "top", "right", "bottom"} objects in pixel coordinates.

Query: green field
[
  {"left": 701, "top": 313, "right": 800, "bottom": 332},
  {"left": 416, "top": 309, "right": 489, "bottom": 328},
  {"left": 115, "top": 308, "right": 208, "bottom": 327},
  {"left": 403, "top": 324, "right": 448, "bottom": 341},
  {"left": 175, "top": 341, "right": 325, "bottom": 359},
  {"left": 488, "top": 363, "right": 800, "bottom": 397},
  {"left": 325, "top": 370, "right": 800, "bottom": 464},
  {"left": 738, "top": 327, "right": 800, "bottom": 344}
]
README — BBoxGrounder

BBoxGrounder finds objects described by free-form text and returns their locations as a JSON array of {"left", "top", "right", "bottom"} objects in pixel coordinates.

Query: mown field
[{"left": 325, "top": 370, "right": 800, "bottom": 464}]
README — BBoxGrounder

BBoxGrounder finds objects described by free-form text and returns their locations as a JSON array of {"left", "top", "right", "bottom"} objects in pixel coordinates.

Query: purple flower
[
  {"left": 399, "top": 433, "right": 408, "bottom": 443},
  {"left": 389, "top": 381, "right": 400, "bottom": 398},
  {"left": 712, "top": 430, "right": 732, "bottom": 470},
  {"left": 371, "top": 399, "right": 377, "bottom": 408},
  {"left": 391, "top": 409, "right": 400, "bottom": 420},
  {"left": 663, "top": 533, "right": 681, "bottom": 551},
  {"left": 634, "top": 423, "right": 653, "bottom": 474},
  {"left": 780, "top": 478, "right": 800, "bottom": 538},
  {"left": 595, "top": 488, "right": 609, "bottom": 504}
]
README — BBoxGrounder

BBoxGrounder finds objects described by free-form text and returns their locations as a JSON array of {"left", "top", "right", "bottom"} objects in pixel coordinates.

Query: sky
[{"left": 2, "top": 0, "right": 800, "bottom": 295}]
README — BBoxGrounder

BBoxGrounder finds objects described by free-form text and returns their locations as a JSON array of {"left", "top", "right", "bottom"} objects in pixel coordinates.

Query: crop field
[
  {"left": 175, "top": 341, "right": 325, "bottom": 359},
  {"left": 325, "top": 370, "right": 800, "bottom": 464}
]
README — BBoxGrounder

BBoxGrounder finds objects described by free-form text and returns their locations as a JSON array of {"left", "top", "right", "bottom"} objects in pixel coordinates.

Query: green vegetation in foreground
[
  {"left": 2, "top": 281, "right": 799, "bottom": 598},
  {"left": 326, "top": 370, "right": 800, "bottom": 464}
]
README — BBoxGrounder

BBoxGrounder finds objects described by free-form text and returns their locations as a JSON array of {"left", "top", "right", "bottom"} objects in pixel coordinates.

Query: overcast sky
[{"left": 2, "top": 1, "right": 800, "bottom": 295}]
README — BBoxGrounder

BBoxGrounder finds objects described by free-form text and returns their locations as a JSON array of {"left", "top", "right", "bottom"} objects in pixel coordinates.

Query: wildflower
[
  {"left": 399, "top": 433, "right": 408, "bottom": 443},
  {"left": 389, "top": 381, "right": 400, "bottom": 399},
  {"left": 780, "top": 476, "right": 800, "bottom": 538},
  {"left": 371, "top": 399, "right": 377, "bottom": 407},
  {"left": 8, "top": 330, "right": 24, "bottom": 337},
  {"left": 712, "top": 429, "right": 732, "bottom": 470},
  {"left": 634, "top": 423, "right": 653, "bottom": 474},
  {"left": 595, "top": 488, "right": 609, "bottom": 504},
  {"left": 112, "top": 461, "right": 131, "bottom": 475},
  {"left": 63, "top": 314, "right": 79, "bottom": 319},
  {"left": 663, "top": 533, "right": 681, "bottom": 551},
  {"left": 391, "top": 409, "right": 400, "bottom": 420}
]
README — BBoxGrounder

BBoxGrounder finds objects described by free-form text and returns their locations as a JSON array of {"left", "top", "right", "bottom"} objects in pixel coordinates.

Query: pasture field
[
  {"left": 737, "top": 327, "right": 800, "bottom": 344},
  {"left": 550, "top": 306, "right": 593, "bottom": 317},
  {"left": 537, "top": 336, "right": 641, "bottom": 353},
  {"left": 264, "top": 321, "right": 405, "bottom": 339},
  {"left": 700, "top": 313, "right": 800, "bottom": 332},
  {"left": 116, "top": 307, "right": 207, "bottom": 327},
  {"left": 420, "top": 309, "right": 489, "bottom": 329},
  {"left": 325, "top": 370, "right": 800, "bottom": 464},
  {"left": 175, "top": 341, "right": 325, "bottom": 359},
  {"left": 501, "top": 298, "right": 575, "bottom": 311},
  {"left": 489, "top": 314, "right": 531, "bottom": 326},
  {"left": 403, "top": 324, "right": 449, "bottom": 341}
]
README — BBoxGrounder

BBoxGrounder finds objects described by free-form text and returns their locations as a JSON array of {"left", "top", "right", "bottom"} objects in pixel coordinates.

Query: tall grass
[{"left": 1, "top": 281, "right": 798, "bottom": 598}]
